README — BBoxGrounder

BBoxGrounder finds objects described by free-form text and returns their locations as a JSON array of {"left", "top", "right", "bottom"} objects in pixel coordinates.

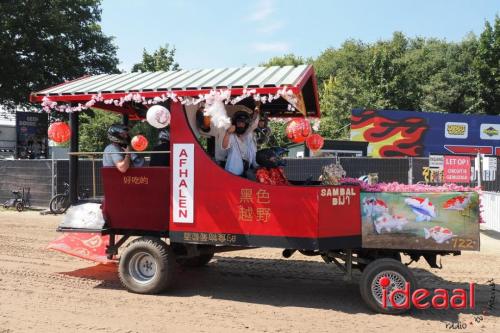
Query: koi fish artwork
[
  {"left": 424, "top": 226, "right": 455, "bottom": 244},
  {"left": 374, "top": 213, "right": 409, "bottom": 234},
  {"left": 363, "top": 197, "right": 389, "bottom": 216},
  {"left": 404, "top": 197, "right": 436, "bottom": 222},
  {"left": 443, "top": 194, "right": 472, "bottom": 211}
]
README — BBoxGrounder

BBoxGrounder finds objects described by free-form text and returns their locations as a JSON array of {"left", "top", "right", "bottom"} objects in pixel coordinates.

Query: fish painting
[
  {"left": 443, "top": 194, "right": 471, "bottom": 211},
  {"left": 374, "top": 213, "right": 408, "bottom": 234},
  {"left": 404, "top": 197, "right": 436, "bottom": 222},
  {"left": 363, "top": 197, "right": 388, "bottom": 217},
  {"left": 424, "top": 226, "right": 454, "bottom": 244}
]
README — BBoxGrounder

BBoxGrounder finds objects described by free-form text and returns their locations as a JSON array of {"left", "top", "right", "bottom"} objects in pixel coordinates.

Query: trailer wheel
[
  {"left": 359, "top": 258, "right": 416, "bottom": 314},
  {"left": 15, "top": 202, "right": 24, "bottom": 212},
  {"left": 119, "top": 237, "right": 175, "bottom": 294}
]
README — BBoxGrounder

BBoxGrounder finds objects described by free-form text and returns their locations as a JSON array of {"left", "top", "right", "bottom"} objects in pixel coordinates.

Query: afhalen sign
[
  {"left": 173, "top": 144, "right": 194, "bottom": 223},
  {"left": 381, "top": 280, "right": 475, "bottom": 310}
]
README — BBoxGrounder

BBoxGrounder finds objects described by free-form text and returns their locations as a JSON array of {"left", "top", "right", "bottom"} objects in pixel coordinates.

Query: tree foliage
[
  {"left": 474, "top": 15, "right": 500, "bottom": 115},
  {"left": 79, "top": 108, "right": 120, "bottom": 152},
  {"left": 260, "top": 54, "right": 310, "bottom": 67},
  {"left": 0, "top": 0, "right": 119, "bottom": 107},
  {"left": 306, "top": 18, "right": 499, "bottom": 140},
  {"left": 131, "top": 44, "right": 179, "bottom": 72}
]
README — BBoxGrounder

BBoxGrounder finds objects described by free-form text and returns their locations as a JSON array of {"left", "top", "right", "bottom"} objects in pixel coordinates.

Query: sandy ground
[{"left": 0, "top": 210, "right": 499, "bottom": 333}]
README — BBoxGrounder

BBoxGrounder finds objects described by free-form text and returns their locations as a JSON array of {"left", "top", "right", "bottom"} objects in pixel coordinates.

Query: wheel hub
[
  {"left": 129, "top": 252, "right": 157, "bottom": 284},
  {"left": 371, "top": 270, "right": 407, "bottom": 307}
]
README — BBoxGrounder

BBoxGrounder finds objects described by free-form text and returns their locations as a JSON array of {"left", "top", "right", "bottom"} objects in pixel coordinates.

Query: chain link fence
[
  {"left": 284, "top": 155, "right": 500, "bottom": 190},
  {"left": 1, "top": 155, "right": 499, "bottom": 209}
]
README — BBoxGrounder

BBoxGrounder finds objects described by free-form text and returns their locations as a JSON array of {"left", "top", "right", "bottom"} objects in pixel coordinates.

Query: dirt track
[{"left": 0, "top": 210, "right": 499, "bottom": 333}]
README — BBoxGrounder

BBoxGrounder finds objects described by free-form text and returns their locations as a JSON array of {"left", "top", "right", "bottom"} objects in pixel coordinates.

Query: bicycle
[
  {"left": 49, "top": 182, "right": 89, "bottom": 214},
  {"left": 3, "top": 187, "right": 31, "bottom": 212}
]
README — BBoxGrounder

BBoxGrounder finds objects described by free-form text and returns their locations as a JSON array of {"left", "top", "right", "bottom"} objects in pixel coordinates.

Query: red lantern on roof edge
[
  {"left": 48, "top": 121, "right": 71, "bottom": 143},
  {"left": 306, "top": 133, "right": 324, "bottom": 152},
  {"left": 285, "top": 118, "right": 311, "bottom": 143}
]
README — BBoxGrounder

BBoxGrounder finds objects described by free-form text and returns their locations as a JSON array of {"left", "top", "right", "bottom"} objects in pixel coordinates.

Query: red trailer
[{"left": 31, "top": 65, "right": 480, "bottom": 314}]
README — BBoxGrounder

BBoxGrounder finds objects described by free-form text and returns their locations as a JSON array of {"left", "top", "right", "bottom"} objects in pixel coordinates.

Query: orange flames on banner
[{"left": 351, "top": 110, "right": 429, "bottom": 157}]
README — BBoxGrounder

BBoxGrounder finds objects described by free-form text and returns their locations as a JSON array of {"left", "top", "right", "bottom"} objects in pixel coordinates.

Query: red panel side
[
  {"left": 169, "top": 102, "right": 320, "bottom": 239},
  {"left": 318, "top": 186, "right": 361, "bottom": 237},
  {"left": 102, "top": 167, "right": 169, "bottom": 231}
]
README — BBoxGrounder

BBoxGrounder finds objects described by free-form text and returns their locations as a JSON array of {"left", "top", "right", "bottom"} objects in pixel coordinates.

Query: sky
[{"left": 100, "top": 0, "right": 499, "bottom": 72}]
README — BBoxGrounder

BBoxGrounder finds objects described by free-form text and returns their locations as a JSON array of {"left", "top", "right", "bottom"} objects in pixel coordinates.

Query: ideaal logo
[
  {"left": 445, "top": 122, "right": 468, "bottom": 139},
  {"left": 444, "top": 279, "right": 496, "bottom": 330},
  {"left": 380, "top": 281, "right": 475, "bottom": 310}
]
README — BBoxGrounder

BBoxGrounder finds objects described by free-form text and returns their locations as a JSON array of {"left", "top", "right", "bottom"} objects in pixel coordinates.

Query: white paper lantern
[{"left": 146, "top": 105, "right": 171, "bottom": 128}]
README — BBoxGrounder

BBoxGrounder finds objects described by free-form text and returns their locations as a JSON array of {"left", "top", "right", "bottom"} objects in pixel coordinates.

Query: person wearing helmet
[
  {"left": 255, "top": 147, "right": 289, "bottom": 185},
  {"left": 254, "top": 113, "right": 277, "bottom": 149},
  {"left": 149, "top": 129, "right": 170, "bottom": 167},
  {"left": 103, "top": 124, "right": 143, "bottom": 172},
  {"left": 222, "top": 104, "right": 260, "bottom": 177}
]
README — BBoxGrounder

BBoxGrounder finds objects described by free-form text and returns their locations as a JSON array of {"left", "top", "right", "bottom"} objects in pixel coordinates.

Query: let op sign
[{"left": 443, "top": 156, "right": 471, "bottom": 183}]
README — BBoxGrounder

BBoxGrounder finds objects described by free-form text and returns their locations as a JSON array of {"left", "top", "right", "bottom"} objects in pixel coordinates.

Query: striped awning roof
[{"left": 30, "top": 65, "right": 320, "bottom": 117}]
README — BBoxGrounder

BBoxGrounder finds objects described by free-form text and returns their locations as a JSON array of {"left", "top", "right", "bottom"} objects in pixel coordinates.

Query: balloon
[
  {"left": 306, "top": 133, "right": 324, "bottom": 152},
  {"left": 48, "top": 122, "right": 71, "bottom": 143},
  {"left": 131, "top": 135, "right": 148, "bottom": 151},
  {"left": 285, "top": 118, "right": 311, "bottom": 143},
  {"left": 146, "top": 105, "right": 170, "bottom": 128}
]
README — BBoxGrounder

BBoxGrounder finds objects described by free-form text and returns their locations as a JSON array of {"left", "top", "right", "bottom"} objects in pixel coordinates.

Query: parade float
[{"left": 30, "top": 65, "right": 481, "bottom": 314}]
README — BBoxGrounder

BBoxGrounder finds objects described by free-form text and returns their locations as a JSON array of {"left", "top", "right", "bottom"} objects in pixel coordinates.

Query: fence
[
  {"left": 480, "top": 192, "right": 500, "bottom": 232},
  {"left": 1, "top": 155, "right": 500, "bottom": 211},
  {"left": 0, "top": 160, "right": 52, "bottom": 207}
]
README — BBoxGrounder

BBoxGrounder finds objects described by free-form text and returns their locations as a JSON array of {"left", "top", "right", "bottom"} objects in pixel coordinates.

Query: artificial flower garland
[{"left": 41, "top": 87, "right": 301, "bottom": 113}]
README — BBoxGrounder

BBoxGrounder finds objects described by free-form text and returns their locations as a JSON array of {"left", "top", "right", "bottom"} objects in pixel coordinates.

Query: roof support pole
[
  {"left": 69, "top": 111, "right": 79, "bottom": 205},
  {"left": 122, "top": 114, "right": 129, "bottom": 127}
]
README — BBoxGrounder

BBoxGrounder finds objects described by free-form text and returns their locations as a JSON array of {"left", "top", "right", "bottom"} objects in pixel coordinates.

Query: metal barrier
[
  {"left": 0, "top": 160, "right": 52, "bottom": 207},
  {"left": 480, "top": 192, "right": 500, "bottom": 232},
  {"left": 1, "top": 154, "right": 499, "bottom": 209}
]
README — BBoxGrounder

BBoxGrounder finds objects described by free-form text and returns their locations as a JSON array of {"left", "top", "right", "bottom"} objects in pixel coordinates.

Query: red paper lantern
[
  {"left": 131, "top": 135, "right": 148, "bottom": 151},
  {"left": 286, "top": 118, "right": 311, "bottom": 143},
  {"left": 48, "top": 122, "right": 71, "bottom": 143},
  {"left": 306, "top": 133, "right": 324, "bottom": 152}
]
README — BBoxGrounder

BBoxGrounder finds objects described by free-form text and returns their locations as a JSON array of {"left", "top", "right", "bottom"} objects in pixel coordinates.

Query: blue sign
[{"left": 351, "top": 109, "right": 500, "bottom": 157}]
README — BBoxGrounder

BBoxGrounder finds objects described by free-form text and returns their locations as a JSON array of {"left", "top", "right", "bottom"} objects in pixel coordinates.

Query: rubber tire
[
  {"left": 357, "top": 251, "right": 402, "bottom": 272},
  {"left": 15, "top": 202, "right": 24, "bottom": 212},
  {"left": 359, "top": 258, "right": 416, "bottom": 315},
  {"left": 177, "top": 252, "right": 214, "bottom": 267},
  {"left": 49, "top": 194, "right": 69, "bottom": 214},
  {"left": 119, "top": 237, "right": 175, "bottom": 294}
]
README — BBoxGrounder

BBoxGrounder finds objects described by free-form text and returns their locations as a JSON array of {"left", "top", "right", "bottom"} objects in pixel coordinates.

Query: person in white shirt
[{"left": 222, "top": 106, "right": 260, "bottom": 177}]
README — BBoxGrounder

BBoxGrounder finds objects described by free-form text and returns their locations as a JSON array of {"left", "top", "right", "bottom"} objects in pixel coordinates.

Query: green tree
[
  {"left": 260, "top": 53, "right": 309, "bottom": 67},
  {"left": 79, "top": 108, "right": 120, "bottom": 152},
  {"left": 474, "top": 15, "right": 500, "bottom": 115},
  {"left": 132, "top": 44, "right": 179, "bottom": 72},
  {"left": 419, "top": 36, "right": 478, "bottom": 113},
  {"left": 313, "top": 40, "right": 369, "bottom": 86},
  {"left": 0, "top": 0, "right": 119, "bottom": 107}
]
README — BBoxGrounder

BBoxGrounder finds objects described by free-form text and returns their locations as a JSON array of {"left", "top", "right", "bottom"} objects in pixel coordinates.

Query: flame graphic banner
[{"left": 351, "top": 109, "right": 500, "bottom": 157}]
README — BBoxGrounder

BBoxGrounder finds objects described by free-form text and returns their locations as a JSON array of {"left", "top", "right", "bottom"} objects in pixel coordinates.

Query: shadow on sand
[{"left": 59, "top": 255, "right": 499, "bottom": 323}]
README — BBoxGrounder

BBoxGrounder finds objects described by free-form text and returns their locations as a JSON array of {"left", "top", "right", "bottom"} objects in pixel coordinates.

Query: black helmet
[
  {"left": 158, "top": 129, "right": 170, "bottom": 142},
  {"left": 107, "top": 124, "right": 130, "bottom": 145},
  {"left": 232, "top": 111, "right": 251, "bottom": 134},
  {"left": 256, "top": 147, "right": 289, "bottom": 168}
]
